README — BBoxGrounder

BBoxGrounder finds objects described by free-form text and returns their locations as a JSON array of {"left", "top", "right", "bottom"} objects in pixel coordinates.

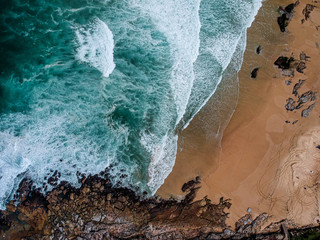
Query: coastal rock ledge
[{"left": 1, "top": 174, "right": 319, "bottom": 239}]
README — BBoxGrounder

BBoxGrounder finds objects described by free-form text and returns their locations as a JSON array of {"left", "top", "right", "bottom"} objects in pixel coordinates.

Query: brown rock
[{"left": 296, "top": 61, "right": 306, "bottom": 73}]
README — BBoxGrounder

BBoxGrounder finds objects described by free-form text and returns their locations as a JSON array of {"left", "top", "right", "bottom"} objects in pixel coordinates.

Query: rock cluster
[
  {"left": 1, "top": 174, "right": 313, "bottom": 240},
  {"left": 1, "top": 175, "right": 234, "bottom": 240},
  {"left": 301, "top": 4, "right": 316, "bottom": 23},
  {"left": 274, "top": 51, "right": 317, "bottom": 118}
]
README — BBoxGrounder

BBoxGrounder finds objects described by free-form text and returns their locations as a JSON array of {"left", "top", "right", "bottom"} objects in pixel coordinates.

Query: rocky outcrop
[
  {"left": 1, "top": 174, "right": 317, "bottom": 240},
  {"left": 277, "top": 2, "right": 299, "bottom": 32},
  {"left": 274, "top": 52, "right": 317, "bottom": 118},
  {"left": 0, "top": 175, "right": 234, "bottom": 240}
]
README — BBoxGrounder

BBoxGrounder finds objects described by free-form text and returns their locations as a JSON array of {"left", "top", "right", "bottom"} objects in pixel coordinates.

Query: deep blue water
[{"left": 0, "top": 0, "right": 262, "bottom": 209}]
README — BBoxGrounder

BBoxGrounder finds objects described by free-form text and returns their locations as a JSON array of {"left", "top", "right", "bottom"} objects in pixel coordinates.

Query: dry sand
[{"left": 158, "top": 0, "right": 320, "bottom": 229}]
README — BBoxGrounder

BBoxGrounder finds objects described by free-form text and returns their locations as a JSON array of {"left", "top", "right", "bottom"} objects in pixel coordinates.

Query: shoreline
[
  {"left": 158, "top": 0, "right": 320, "bottom": 230},
  {"left": 1, "top": 174, "right": 319, "bottom": 239}
]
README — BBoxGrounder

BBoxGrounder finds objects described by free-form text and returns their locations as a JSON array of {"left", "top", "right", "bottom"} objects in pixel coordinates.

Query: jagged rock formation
[
  {"left": 0, "top": 175, "right": 233, "bottom": 239},
  {"left": 1, "top": 174, "right": 319, "bottom": 239}
]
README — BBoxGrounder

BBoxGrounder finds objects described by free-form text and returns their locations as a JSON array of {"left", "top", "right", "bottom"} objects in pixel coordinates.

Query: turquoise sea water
[{"left": 0, "top": 0, "right": 262, "bottom": 209}]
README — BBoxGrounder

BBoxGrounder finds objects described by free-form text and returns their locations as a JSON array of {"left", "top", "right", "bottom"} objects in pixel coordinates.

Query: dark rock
[
  {"left": 303, "top": 4, "right": 315, "bottom": 21},
  {"left": 292, "top": 79, "right": 305, "bottom": 96},
  {"left": 274, "top": 56, "right": 295, "bottom": 69},
  {"left": 277, "top": 2, "right": 298, "bottom": 32},
  {"left": 251, "top": 68, "right": 259, "bottom": 78},
  {"left": 296, "top": 61, "right": 306, "bottom": 73},
  {"left": 182, "top": 186, "right": 200, "bottom": 204},
  {"left": 181, "top": 176, "right": 201, "bottom": 192},
  {"left": 285, "top": 80, "right": 292, "bottom": 85},
  {"left": 285, "top": 120, "right": 291, "bottom": 123},
  {"left": 292, "top": 120, "right": 298, "bottom": 125},
  {"left": 285, "top": 3, "right": 296, "bottom": 13},
  {"left": 316, "top": 145, "right": 320, "bottom": 150},
  {"left": 256, "top": 45, "right": 262, "bottom": 54},
  {"left": 301, "top": 103, "right": 316, "bottom": 117},
  {"left": 278, "top": 13, "right": 290, "bottom": 32},
  {"left": 285, "top": 98, "right": 296, "bottom": 111}
]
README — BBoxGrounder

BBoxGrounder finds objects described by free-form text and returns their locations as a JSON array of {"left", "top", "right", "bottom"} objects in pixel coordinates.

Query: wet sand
[{"left": 158, "top": 0, "right": 320, "bottom": 229}]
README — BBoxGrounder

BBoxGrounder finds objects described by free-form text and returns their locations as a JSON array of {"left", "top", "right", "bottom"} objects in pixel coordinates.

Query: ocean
[{"left": 0, "top": 0, "right": 262, "bottom": 209}]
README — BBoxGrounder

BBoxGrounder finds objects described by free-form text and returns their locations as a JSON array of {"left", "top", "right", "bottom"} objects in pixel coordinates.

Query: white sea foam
[
  {"left": 130, "top": 0, "right": 201, "bottom": 124},
  {"left": 140, "top": 132, "right": 177, "bottom": 194},
  {"left": 75, "top": 18, "right": 115, "bottom": 77},
  {"left": 181, "top": 0, "right": 263, "bottom": 129},
  {"left": 0, "top": 1, "right": 265, "bottom": 209},
  {"left": 131, "top": 0, "right": 263, "bottom": 193},
  {"left": 0, "top": 131, "right": 31, "bottom": 209},
  {"left": 0, "top": 113, "right": 114, "bottom": 209},
  {"left": 130, "top": 0, "right": 201, "bottom": 191}
]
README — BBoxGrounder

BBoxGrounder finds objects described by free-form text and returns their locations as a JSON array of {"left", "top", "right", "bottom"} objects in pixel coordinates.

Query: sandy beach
[{"left": 158, "top": 0, "right": 320, "bottom": 229}]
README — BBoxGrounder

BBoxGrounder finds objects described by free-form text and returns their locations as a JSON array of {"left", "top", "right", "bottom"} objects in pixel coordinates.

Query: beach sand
[{"left": 158, "top": 0, "right": 320, "bottom": 229}]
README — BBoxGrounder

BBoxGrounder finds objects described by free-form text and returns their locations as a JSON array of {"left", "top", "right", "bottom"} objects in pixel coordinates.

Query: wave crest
[{"left": 75, "top": 18, "right": 115, "bottom": 77}]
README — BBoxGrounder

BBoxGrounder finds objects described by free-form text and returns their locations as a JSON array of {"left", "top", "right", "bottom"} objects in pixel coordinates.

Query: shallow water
[{"left": 0, "top": 0, "right": 262, "bottom": 209}]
